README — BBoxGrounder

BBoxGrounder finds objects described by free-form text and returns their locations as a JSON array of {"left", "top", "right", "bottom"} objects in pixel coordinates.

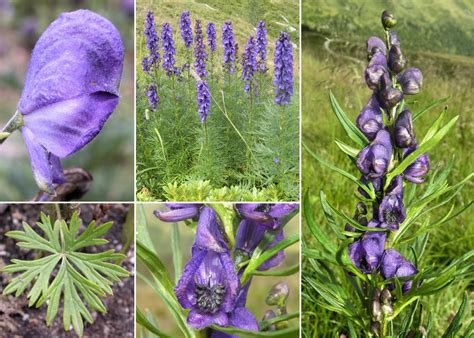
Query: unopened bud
[
  {"left": 382, "top": 304, "right": 393, "bottom": 316},
  {"left": 266, "top": 281, "right": 289, "bottom": 306},
  {"left": 371, "top": 322, "right": 380, "bottom": 334},
  {"left": 382, "top": 10, "right": 397, "bottom": 29},
  {"left": 388, "top": 45, "right": 407, "bottom": 74},
  {"left": 262, "top": 310, "right": 277, "bottom": 331},
  {"left": 356, "top": 202, "right": 368, "bottom": 215},
  {"left": 381, "top": 288, "right": 392, "bottom": 304}
]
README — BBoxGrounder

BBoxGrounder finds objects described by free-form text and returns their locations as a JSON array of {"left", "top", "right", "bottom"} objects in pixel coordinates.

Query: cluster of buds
[
  {"left": 262, "top": 281, "right": 290, "bottom": 331},
  {"left": 349, "top": 10, "right": 429, "bottom": 298},
  {"left": 154, "top": 203, "right": 298, "bottom": 335}
]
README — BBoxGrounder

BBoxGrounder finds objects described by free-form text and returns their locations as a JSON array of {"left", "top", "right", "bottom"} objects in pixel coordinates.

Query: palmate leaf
[{"left": 1, "top": 212, "right": 129, "bottom": 336}]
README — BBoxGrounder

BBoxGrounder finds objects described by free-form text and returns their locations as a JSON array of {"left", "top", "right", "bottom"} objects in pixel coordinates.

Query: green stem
[{"left": 0, "top": 110, "right": 23, "bottom": 144}]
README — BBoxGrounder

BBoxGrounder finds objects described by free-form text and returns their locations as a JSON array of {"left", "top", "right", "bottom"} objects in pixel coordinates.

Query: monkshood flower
[
  {"left": 147, "top": 84, "right": 159, "bottom": 111},
  {"left": 234, "top": 219, "right": 285, "bottom": 271},
  {"left": 256, "top": 20, "right": 268, "bottom": 73},
  {"left": 194, "top": 19, "right": 208, "bottom": 78},
  {"left": 367, "top": 36, "right": 386, "bottom": 58},
  {"left": 364, "top": 49, "right": 387, "bottom": 90},
  {"left": 403, "top": 147, "right": 430, "bottom": 183},
  {"left": 161, "top": 22, "right": 178, "bottom": 77},
  {"left": 378, "top": 74, "right": 404, "bottom": 109},
  {"left": 356, "top": 129, "right": 393, "bottom": 178},
  {"left": 378, "top": 175, "right": 406, "bottom": 230},
  {"left": 388, "top": 45, "right": 407, "bottom": 74},
  {"left": 175, "top": 207, "right": 239, "bottom": 329},
  {"left": 274, "top": 32, "right": 293, "bottom": 105},
  {"left": 242, "top": 36, "right": 257, "bottom": 92},
  {"left": 397, "top": 67, "right": 423, "bottom": 95},
  {"left": 381, "top": 249, "right": 418, "bottom": 293},
  {"left": 153, "top": 203, "right": 202, "bottom": 222},
  {"left": 394, "top": 110, "right": 416, "bottom": 148},
  {"left": 349, "top": 231, "right": 386, "bottom": 274},
  {"left": 14, "top": 9, "right": 123, "bottom": 193},
  {"left": 197, "top": 80, "right": 211, "bottom": 123},
  {"left": 356, "top": 95, "right": 384, "bottom": 140},
  {"left": 236, "top": 203, "right": 298, "bottom": 230},
  {"left": 143, "top": 11, "right": 160, "bottom": 72},
  {"left": 222, "top": 21, "right": 236, "bottom": 74},
  {"left": 207, "top": 22, "right": 217, "bottom": 53},
  {"left": 179, "top": 11, "right": 193, "bottom": 49}
]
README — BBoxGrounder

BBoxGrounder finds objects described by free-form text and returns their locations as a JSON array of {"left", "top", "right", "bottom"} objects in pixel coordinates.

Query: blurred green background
[
  {"left": 136, "top": 204, "right": 300, "bottom": 336},
  {"left": 0, "top": 0, "right": 134, "bottom": 201},
  {"left": 302, "top": 0, "right": 473, "bottom": 336}
]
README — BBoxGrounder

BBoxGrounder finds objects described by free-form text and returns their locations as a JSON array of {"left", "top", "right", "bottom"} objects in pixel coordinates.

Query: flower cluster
[
  {"left": 349, "top": 11, "right": 429, "bottom": 299},
  {"left": 154, "top": 203, "right": 297, "bottom": 334},
  {"left": 206, "top": 22, "right": 216, "bottom": 53},
  {"left": 273, "top": 32, "right": 293, "bottom": 105},
  {"left": 142, "top": 11, "right": 160, "bottom": 72},
  {"left": 179, "top": 11, "right": 193, "bottom": 48},
  {"left": 161, "top": 22, "right": 178, "bottom": 77},
  {"left": 256, "top": 20, "right": 268, "bottom": 73},
  {"left": 222, "top": 21, "right": 236, "bottom": 74},
  {"left": 194, "top": 19, "right": 208, "bottom": 78},
  {"left": 196, "top": 80, "right": 211, "bottom": 123},
  {"left": 147, "top": 84, "right": 159, "bottom": 111},
  {"left": 241, "top": 36, "right": 257, "bottom": 92}
]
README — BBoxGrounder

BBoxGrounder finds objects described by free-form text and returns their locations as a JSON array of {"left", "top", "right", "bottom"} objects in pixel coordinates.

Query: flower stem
[{"left": 0, "top": 110, "right": 23, "bottom": 144}]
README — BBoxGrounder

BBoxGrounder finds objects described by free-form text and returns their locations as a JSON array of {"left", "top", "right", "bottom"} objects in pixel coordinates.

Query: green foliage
[
  {"left": 136, "top": 2, "right": 299, "bottom": 202},
  {"left": 1, "top": 212, "right": 129, "bottom": 336}
]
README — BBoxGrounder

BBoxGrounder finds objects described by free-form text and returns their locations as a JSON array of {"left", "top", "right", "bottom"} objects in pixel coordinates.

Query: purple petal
[
  {"left": 380, "top": 249, "right": 404, "bottom": 279},
  {"left": 234, "top": 220, "right": 265, "bottom": 254},
  {"left": 153, "top": 207, "right": 199, "bottom": 222},
  {"left": 187, "top": 309, "right": 229, "bottom": 329},
  {"left": 174, "top": 248, "right": 206, "bottom": 309},
  {"left": 19, "top": 10, "right": 123, "bottom": 115},
  {"left": 268, "top": 204, "right": 298, "bottom": 219},
  {"left": 229, "top": 307, "right": 259, "bottom": 331},
  {"left": 194, "top": 207, "right": 228, "bottom": 253},
  {"left": 258, "top": 231, "right": 285, "bottom": 270},
  {"left": 23, "top": 92, "right": 119, "bottom": 158}
]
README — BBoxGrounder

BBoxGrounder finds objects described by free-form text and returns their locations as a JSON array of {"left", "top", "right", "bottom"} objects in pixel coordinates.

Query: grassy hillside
[{"left": 302, "top": 0, "right": 473, "bottom": 336}]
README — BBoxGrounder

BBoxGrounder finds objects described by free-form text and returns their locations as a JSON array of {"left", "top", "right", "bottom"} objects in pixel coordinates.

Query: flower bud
[
  {"left": 373, "top": 298, "right": 382, "bottom": 322},
  {"left": 381, "top": 288, "right": 392, "bottom": 304},
  {"left": 403, "top": 147, "right": 430, "bottom": 183},
  {"left": 371, "top": 322, "right": 380, "bottom": 334},
  {"left": 389, "top": 30, "right": 400, "bottom": 46},
  {"left": 266, "top": 281, "right": 289, "bottom": 306},
  {"left": 381, "top": 87, "right": 404, "bottom": 109},
  {"left": 398, "top": 68, "right": 423, "bottom": 95},
  {"left": 262, "top": 310, "right": 277, "bottom": 331},
  {"left": 394, "top": 110, "right": 415, "bottom": 148},
  {"left": 382, "top": 303, "right": 394, "bottom": 316},
  {"left": 388, "top": 45, "right": 407, "bottom": 74},
  {"left": 356, "top": 202, "right": 368, "bottom": 215},
  {"left": 381, "top": 10, "right": 397, "bottom": 29}
]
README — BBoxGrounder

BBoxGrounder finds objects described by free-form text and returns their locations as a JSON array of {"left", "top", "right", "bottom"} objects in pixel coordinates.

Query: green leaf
[
  {"left": 329, "top": 90, "right": 369, "bottom": 147},
  {"left": 303, "top": 190, "right": 336, "bottom": 254},
  {"left": 303, "top": 142, "right": 375, "bottom": 199},
  {"left": 385, "top": 115, "right": 459, "bottom": 189},
  {"left": 171, "top": 223, "right": 182, "bottom": 283},
  {"left": 210, "top": 324, "right": 299, "bottom": 337},
  {"left": 442, "top": 292, "right": 469, "bottom": 338},
  {"left": 136, "top": 307, "right": 172, "bottom": 338},
  {"left": 335, "top": 139, "right": 359, "bottom": 158},
  {"left": 259, "top": 312, "right": 299, "bottom": 330},
  {"left": 1, "top": 212, "right": 129, "bottom": 336},
  {"left": 137, "top": 204, "right": 156, "bottom": 254},
  {"left": 412, "top": 96, "right": 450, "bottom": 122}
]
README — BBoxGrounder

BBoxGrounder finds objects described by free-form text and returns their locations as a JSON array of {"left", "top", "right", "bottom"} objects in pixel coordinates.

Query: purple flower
[
  {"left": 234, "top": 220, "right": 285, "bottom": 271},
  {"left": 365, "top": 51, "right": 388, "bottom": 90},
  {"left": 388, "top": 45, "right": 407, "bottom": 74},
  {"left": 153, "top": 203, "right": 201, "bottom": 222},
  {"left": 196, "top": 80, "right": 211, "bottom": 123},
  {"left": 18, "top": 9, "right": 123, "bottom": 193},
  {"left": 274, "top": 32, "right": 293, "bottom": 105},
  {"left": 194, "top": 20, "right": 208, "bottom": 78},
  {"left": 120, "top": 0, "right": 134, "bottom": 18},
  {"left": 147, "top": 84, "right": 159, "bottom": 111},
  {"left": 378, "top": 175, "right": 406, "bottom": 230},
  {"left": 356, "top": 129, "right": 393, "bottom": 178},
  {"left": 380, "top": 249, "right": 418, "bottom": 293},
  {"left": 222, "top": 21, "right": 236, "bottom": 74},
  {"left": 366, "top": 36, "right": 386, "bottom": 58},
  {"left": 241, "top": 36, "right": 257, "bottom": 92},
  {"left": 398, "top": 67, "right": 423, "bottom": 95},
  {"left": 206, "top": 22, "right": 217, "bottom": 53},
  {"left": 358, "top": 175, "right": 383, "bottom": 199},
  {"left": 143, "top": 11, "right": 160, "bottom": 71},
  {"left": 256, "top": 20, "right": 268, "bottom": 73},
  {"left": 403, "top": 146, "right": 430, "bottom": 183},
  {"left": 394, "top": 110, "right": 416, "bottom": 148},
  {"left": 356, "top": 95, "right": 384, "bottom": 140},
  {"left": 348, "top": 231, "right": 386, "bottom": 274},
  {"left": 179, "top": 11, "right": 193, "bottom": 49},
  {"left": 378, "top": 74, "right": 404, "bottom": 109},
  {"left": 174, "top": 207, "right": 239, "bottom": 329},
  {"left": 235, "top": 203, "right": 298, "bottom": 230},
  {"left": 274, "top": 157, "right": 280, "bottom": 165},
  {"left": 161, "top": 22, "right": 178, "bottom": 77}
]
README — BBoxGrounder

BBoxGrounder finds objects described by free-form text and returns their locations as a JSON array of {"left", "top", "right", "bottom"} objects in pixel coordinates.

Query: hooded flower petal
[
  {"left": 194, "top": 207, "right": 228, "bottom": 253},
  {"left": 356, "top": 95, "right": 384, "bottom": 140},
  {"left": 403, "top": 146, "right": 430, "bottom": 183},
  {"left": 357, "top": 129, "right": 392, "bottom": 178},
  {"left": 21, "top": 126, "right": 65, "bottom": 194},
  {"left": 380, "top": 249, "right": 417, "bottom": 293},
  {"left": 367, "top": 36, "right": 386, "bottom": 57},
  {"left": 18, "top": 10, "right": 123, "bottom": 159},
  {"left": 153, "top": 205, "right": 200, "bottom": 222},
  {"left": 394, "top": 110, "right": 416, "bottom": 148},
  {"left": 236, "top": 203, "right": 298, "bottom": 229},
  {"left": 398, "top": 68, "right": 423, "bottom": 95},
  {"left": 349, "top": 231, "right": 386, "bottom": 274}
]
